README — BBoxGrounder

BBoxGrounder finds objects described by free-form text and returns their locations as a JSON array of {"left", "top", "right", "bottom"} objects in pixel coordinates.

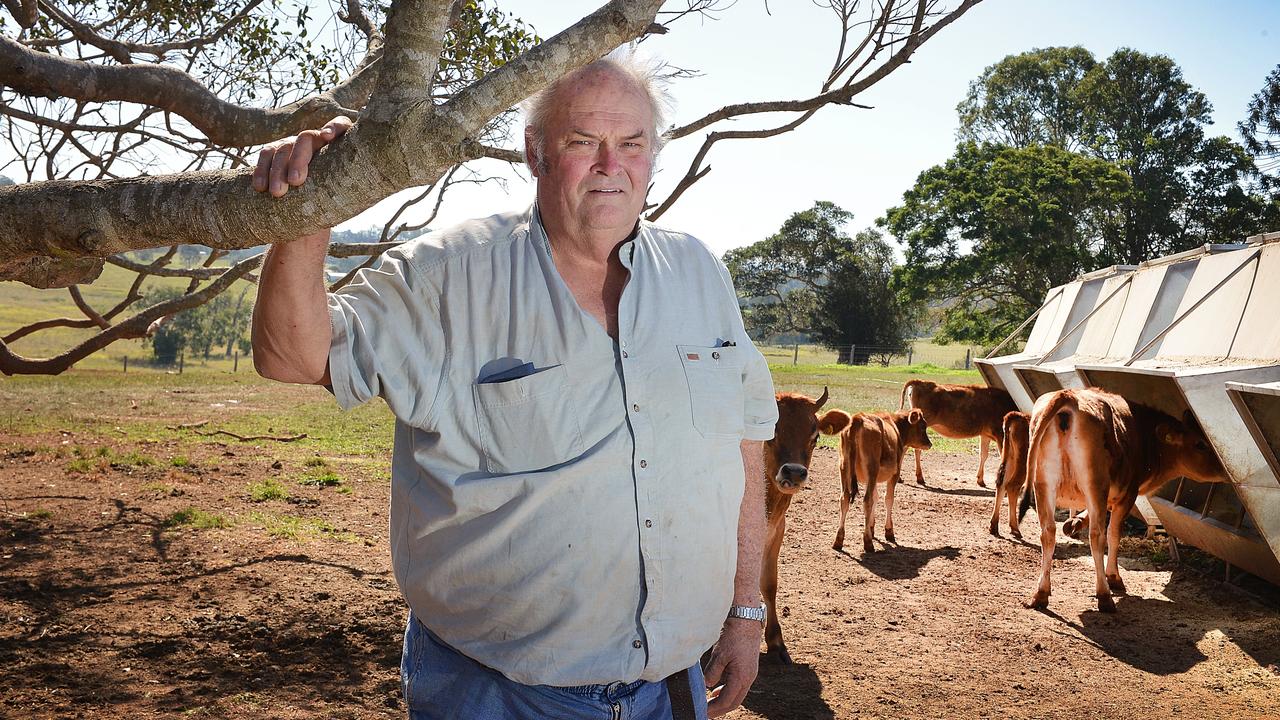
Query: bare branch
[
  {"left": 68, "top": 284, "right": 109, "bottom": 329},
  {"left": 0, "top": 35, "right": 363, "bottom": 146},
  {"left": 0, "top": 253, "right": 263, "bottom": 375}
]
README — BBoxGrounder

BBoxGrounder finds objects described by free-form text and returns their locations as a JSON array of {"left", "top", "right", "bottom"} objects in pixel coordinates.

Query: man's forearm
[
  {"left": 251, "top": 231, "right": 332, "bottom": 385},
  {"left": 732, "top": 439, "right": 766, "bottom": 606}
]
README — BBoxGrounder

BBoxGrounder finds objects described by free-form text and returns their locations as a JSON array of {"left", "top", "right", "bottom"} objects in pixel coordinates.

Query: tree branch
[
  {"left": 0, "top": 0, "right": 667, "bottom": 287},
  {"left": 0, "top": 253, "right": 263, "bottom": 374},
  {"left": 0, "top": 35, "right": 363, "bottom": 146}
]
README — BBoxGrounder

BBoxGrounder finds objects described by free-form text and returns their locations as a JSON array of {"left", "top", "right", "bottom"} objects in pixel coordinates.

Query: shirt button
[
  {"left": 632, "top": 639, "right": 643, "bottom": 649},
  {"left": 639, "top": 459, "right": 647, "bottom": 468},
  {"left": 622, "top": 350, "right": 629, "bottom": 358},
  {"left": 712, "top": 351, "right": 721, "bottom": 360},
  {"left": 632, "top": 403, "right": 640, "bottom": 412},
  {"left": 644, "top": 519, "right": 653, "bottom": 528}
]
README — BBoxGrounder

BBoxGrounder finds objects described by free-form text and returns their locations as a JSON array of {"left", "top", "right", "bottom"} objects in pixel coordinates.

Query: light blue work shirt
[{"left": 326, "top": 206, "right": 777, "bottom": 686}]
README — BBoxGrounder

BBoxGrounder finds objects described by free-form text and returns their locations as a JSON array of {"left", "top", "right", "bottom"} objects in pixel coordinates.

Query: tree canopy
[
  {"left": 0, "top": 0, "right": 985, "bottom": 374},
  {"left": 886, "top": 46, "right": 1278, "bottom": 347}
]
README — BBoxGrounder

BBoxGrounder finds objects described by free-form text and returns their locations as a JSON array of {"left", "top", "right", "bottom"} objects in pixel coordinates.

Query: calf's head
[
  {"left": 899, "top": 408, "right": 932, "bottom": 450},
  {"left": 766, "top": 388, "right": 836, "bottom": 494},
  {"left": 1159, "top": 409, "right": 1228, "bottom": 484}
]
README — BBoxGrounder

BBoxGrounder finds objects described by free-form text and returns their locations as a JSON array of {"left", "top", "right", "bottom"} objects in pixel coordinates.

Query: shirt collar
[{"left": 528, "top": 203, "right": 645, "bottom": 269}]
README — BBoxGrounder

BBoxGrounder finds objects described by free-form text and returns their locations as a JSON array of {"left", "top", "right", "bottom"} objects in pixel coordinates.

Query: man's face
[{"left": 531, "top": 68, "right": 655, "bottom": 244}]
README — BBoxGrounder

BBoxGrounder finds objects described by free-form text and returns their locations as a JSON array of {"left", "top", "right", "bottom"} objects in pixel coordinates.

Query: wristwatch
[{"left": 727, "top": 603, "right": 767, "bottom": 626}]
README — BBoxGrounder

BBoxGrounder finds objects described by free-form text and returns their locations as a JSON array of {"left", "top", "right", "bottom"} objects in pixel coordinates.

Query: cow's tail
[
  {"left": 1018, "top": 393, "right": 1074, "bottom": 523},
  {"left": 899, "top": 380, "right": 916, "bottom": 411}
]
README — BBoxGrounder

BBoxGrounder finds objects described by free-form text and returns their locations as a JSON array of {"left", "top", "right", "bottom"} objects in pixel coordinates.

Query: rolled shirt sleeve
[
  {"left": 711, "top": 256, "right": 777, "bottom": 442},
  {"left": 326, "top": 247, "right": 444, "bottom": 429}
]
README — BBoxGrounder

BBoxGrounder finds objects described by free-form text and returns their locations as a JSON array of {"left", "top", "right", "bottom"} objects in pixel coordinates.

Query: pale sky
[{"left": 338, "top": 0, "right": 1280, "bottom": 256}]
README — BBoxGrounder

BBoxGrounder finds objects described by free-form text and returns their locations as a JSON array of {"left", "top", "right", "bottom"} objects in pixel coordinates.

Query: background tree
[
  {"left": 1239, "top": 63, "right": 1280, "bottom": 188},
  {"left": 957, "top": 46, "right": 1270, "bottom": 263},
  {"left": 808, "top": 227, "right": 918, "bottom": 365},
  {"left": 726, "top": 201, "right": 919, "bottom": 364},
  {"left": 884, "top": 142, "right": 1130, "bottom": 346},
  {"left": 0, "top": 0, "right": 984, "bottom": 374}
]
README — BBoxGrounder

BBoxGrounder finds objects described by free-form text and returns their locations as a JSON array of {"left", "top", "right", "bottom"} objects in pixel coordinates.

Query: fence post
[
  {"left": 907, "top": 348, "right": 913, "bottom": 365},
  {"left": 122, "top": 356, "right": 128, "bottom": 373},
  {"left": 965, "top": 348, "right": 971, "bottom": 370},
  {"left": 233, "top": 350, "right": 239, "bottom": 373},
  {"left": 792, "top": 344, "right": 799, "bottom": 366},
  {"left": 179, "top": 352, "right": 184, "bottom": 375}
]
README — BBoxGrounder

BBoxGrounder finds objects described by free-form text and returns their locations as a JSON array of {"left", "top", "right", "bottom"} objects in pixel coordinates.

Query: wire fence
[{"left": 758, "top": 342, "right": 981, "bottom": 369}]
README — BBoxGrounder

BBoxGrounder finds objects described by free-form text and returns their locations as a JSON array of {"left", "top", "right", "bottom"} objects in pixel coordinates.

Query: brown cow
[
  {"left": 762, "top": 388, "right": 845, "bottom": 663},
  {"left": 990, "top": 411, "right": 1030, "bottom": 538},
  {"left": 1023, "top": 388, "right": 1228, "bottom": 613},
  {"left": 900, "top": 380, "right": 1016, "bottom": 487},
  {"left": 820, "top": 408, "right": 932, "bottom": 553}
]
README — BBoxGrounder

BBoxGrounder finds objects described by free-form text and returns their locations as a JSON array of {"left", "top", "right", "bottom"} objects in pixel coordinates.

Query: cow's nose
[{"left": 780, "top": 464, "right": 808, "bottom": 484}]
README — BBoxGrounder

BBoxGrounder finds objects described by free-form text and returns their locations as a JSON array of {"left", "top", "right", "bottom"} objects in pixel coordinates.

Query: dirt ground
[{"left": 2, "top": 435, "right": 1278, "bottom": 719}]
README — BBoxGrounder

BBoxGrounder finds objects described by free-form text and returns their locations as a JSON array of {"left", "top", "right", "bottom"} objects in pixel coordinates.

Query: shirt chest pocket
[
  {"left": 676, "top": 344, "right": 746, "bottom": 440},
  {"left": 472, "top": 364, "right": 585, "bottom": 474}
]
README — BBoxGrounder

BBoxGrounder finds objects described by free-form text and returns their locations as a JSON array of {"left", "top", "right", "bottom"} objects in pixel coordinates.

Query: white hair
[{"left": 521, "top": 46, "right": 674, "bottom": 174}]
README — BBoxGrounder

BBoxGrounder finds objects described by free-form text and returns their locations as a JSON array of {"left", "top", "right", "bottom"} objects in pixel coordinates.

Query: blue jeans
[{"left": 401, "top": 615, "right": 709, "bottom": 720}]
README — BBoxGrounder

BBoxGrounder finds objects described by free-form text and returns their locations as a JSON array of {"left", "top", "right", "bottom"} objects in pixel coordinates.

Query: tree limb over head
[{"left": 0, "top": 0, "right": 667, "bottom": 286}]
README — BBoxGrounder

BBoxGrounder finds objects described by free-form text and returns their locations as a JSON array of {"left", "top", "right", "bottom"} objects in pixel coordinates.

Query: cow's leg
[
  {"left": 990, "top": 481, "right": 1004, "bottom": 536},
  {"left": 862, "top": 477, "right": 878, "bottom": 553},
  {"left": 1007, "top": 484, "right": 1023, "bottom": 539},
  {"left": 884, "top": 473, "right": 898, "bottom": 544},
  {"left": 761, "top": 513, "right": 792, "bottom": 663},
  {"left": 976, "top": 436, "right": 990, "bottom": 488},
  {"left": 859, "top": 431, "right": 881, "bottom": 553},
  {"left": 1081, "top": 476, "right": 1114, "bottom": 613},
  {"left": 833, "top": 461, "right": 851, "bottom": 551},
  {"left": 1025, "top": 441, "right": 1059, "bottom": 610},
  {"left": 914, "top": 447, "right": 926, "bottom": 485},
  {"left": 1105, "top": 499, "right": 1133, "bottom": 595}
]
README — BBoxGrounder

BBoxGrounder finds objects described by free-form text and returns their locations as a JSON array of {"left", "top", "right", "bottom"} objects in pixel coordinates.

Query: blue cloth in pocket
[{"left": 479, "top": 362, "right": 536, "bottom": 384}]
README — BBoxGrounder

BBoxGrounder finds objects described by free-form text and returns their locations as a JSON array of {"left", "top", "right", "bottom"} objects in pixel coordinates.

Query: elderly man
[{"left": 251, "top": 51, "right": 777, "bottom": 719}]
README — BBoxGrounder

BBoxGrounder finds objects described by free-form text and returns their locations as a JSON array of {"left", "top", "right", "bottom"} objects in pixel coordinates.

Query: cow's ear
[
  {"left": 818, "top": 409, "right": 850, "bottom": 435},
  {"left": 909, "top": 408, "right": 925, "bottom": 425}
]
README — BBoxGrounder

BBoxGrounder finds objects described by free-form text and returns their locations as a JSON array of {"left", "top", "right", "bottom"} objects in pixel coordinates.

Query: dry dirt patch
[{"left": 2, "top": 437, "right": 1278, "bottom": 719}]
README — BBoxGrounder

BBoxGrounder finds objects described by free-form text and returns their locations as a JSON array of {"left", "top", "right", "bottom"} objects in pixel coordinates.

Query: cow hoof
[
  {"left": 1010, "top": 528, "right": 1022, "bottom": 540},
  {"left": 832, "top": 539, "right": 844, "bottom": 552},
  {"left": 1097, "top": 594, "right": 1117, "bottom": 613},
  {"left": 989, "top": 523, "right": 1000, "bottom": 537},
  {"left": 977, "top": 478, "right": 987, "bottom": 488},
  {"left": 863, "top": 539, "right": 875, "bottom": 553},
  {"left": 885, "top": 530, "right": 896, "bottom": 543},
  {"left": 1106, "top": 574, "right": 1127, "bottom": 595},
  {"left": 916, "top": 477, "right": 926, "bottom": 486},
  {"left": 1063, "top": 517, "right": 1085, "bottom": 539},
  {"left": 1023, "top": 592, "right": 1049, "bottom": 610}
]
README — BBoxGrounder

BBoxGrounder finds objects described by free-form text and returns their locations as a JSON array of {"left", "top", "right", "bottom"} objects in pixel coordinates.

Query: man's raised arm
[{"left": 249, "top": 117, "right": 352, "bottom": 385}]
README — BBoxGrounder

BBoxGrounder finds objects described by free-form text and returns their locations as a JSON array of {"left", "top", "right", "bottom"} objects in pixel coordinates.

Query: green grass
[
  {"left": 27, "top": 508, "right": 53, "bottom": 519},
  {"left": 248, "top": 478, "right": 290, "bottom": 502},
  {"left": 298, "top": 468, "right": 343, "bottom": 488},
  {"left": 169, "top": 455, "right": 193, "bottom": 468},
  {"left": 3, "top": 345, "right": 987, "bottom": 463},
  {"left": 65, "top": 445, "right": 156, "bottom": 473},
  {"left": 247, "top": 511, "right": 358, "bottom": 542},
  {"left": 164, "top": 507, "right": 231, "bottom": 529}
]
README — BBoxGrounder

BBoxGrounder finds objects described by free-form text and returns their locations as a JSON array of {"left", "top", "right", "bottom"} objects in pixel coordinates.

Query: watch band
[{"left": 727, "top": 603, "right": 767, "bottom": 625}]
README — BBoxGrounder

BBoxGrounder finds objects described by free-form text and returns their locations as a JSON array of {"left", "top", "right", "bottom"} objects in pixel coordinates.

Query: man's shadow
[{"left": 744, "top": 655, "right": 835, "bottom": 720}]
